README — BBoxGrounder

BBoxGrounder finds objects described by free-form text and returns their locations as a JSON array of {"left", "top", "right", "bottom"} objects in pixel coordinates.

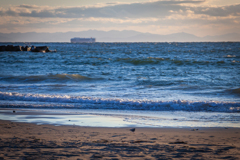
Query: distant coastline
[{"left": 0, "top": 30, "right": 239, "bottom": 42}]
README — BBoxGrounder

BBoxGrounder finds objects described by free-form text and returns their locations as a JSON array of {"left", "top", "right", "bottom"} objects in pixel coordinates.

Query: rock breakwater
[{"left": 0, "top": 45, "right": 56, "bottom": 52}]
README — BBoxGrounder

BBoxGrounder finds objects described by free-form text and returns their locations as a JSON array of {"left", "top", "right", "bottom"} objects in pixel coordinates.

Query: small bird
[{"left": 130, "top": 128, "right": 136, "bottom": 132}]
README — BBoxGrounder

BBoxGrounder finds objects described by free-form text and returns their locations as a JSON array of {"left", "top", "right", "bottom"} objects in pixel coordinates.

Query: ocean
[{"left": 0, "top": 42, "right": 240, "bottom": 127}]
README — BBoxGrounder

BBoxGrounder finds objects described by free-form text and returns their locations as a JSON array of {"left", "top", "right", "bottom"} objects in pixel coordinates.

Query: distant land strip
[{"left": 0, "top": 30, "right": 240, "bottom": 42}]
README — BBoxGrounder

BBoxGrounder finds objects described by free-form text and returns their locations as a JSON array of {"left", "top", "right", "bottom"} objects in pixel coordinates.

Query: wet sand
[{"left": 0, "top": 120, "right": 240, "bottom": 159}]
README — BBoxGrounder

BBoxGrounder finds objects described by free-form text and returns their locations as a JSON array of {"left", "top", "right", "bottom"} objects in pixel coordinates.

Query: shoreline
[
  {"left": 1, "top": 119, "right": 240, "bottom": 159},
  {"left": 1, "top": 108, "right": 240, "bottom": 128}
]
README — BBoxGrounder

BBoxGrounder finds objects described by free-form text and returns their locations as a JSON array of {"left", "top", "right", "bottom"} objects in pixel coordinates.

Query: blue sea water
[{"left": 0, "top": 42, "right": 240, "bottom": 127}]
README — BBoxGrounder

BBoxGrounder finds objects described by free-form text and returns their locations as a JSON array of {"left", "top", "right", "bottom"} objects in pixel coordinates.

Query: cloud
[
  {"left": 19, "top": 4, "right": 39, "bottom": 9},
  {"left": 193, "top": 4, "right": 240, "bottom": 17},
  {"left": 19, "top": 10, "right": 56, "bottom": 18},
  {"left": 0, "top": 0, "right": 239, "bottom": 36},
  {"left": 0, "top": 0, "right": 207, "bottom": 18},
  {"left": 0, "top": 0, "right": 238, "bottom": 20}
]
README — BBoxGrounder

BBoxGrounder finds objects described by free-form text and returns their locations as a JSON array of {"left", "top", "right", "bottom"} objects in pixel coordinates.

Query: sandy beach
[{"left": 0, "top": 120, "right": 240, "bottom": 159}]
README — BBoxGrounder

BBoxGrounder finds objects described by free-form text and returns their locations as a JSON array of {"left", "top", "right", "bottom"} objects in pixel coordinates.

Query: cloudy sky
[{"left": 0, "top": 0, "right": 240, "bottom": 36}]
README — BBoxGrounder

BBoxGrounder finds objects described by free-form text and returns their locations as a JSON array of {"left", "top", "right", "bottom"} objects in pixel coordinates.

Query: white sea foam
[
  {"left": 0, "top": 91, "right": 239, "bottom": 112},
  {"left": 224, "top": 55, "right": 236, "bottom": 58}
]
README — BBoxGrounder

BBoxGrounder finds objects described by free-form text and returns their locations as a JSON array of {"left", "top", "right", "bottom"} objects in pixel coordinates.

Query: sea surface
[{"left": 0, "top": 42, "right": 240, "bottom": 127}]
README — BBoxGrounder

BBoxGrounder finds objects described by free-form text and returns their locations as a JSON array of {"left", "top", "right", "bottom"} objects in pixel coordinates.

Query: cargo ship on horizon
[{"left": 71, "top": 37, "right": 96, "bottom": 43}]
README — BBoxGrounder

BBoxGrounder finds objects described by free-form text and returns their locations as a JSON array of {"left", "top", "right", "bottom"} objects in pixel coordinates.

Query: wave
[
  {"left": 0, "top": 74, "right": 102, "bottom": 83},
  {"left": 0, "top": 92, "right": 239, "bottom": 112},
  {"left": 228, "top": 88, "right": 240, "bottom": 95},
  {"left": 116, "top": 57, "right": 163, "bottom": 65},
  {"left": 115, "top": 57, "right": 232, "bottom": 66},
  {"left": 136, "top": 79, "right": 175, "bottom": 86}
]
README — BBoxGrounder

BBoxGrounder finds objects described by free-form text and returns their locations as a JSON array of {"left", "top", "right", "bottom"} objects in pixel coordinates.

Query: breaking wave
[
  {"left": 0, "top": 91, "right": 239, "bottom": 112},
  {"left": 0, "top": 74, "right": 102, "bottom": 83}
]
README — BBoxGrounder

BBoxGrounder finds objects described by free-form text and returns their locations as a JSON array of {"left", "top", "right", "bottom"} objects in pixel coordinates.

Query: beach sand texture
[{"left": 0, "top": 120, "right": 240, "bottom": 159}]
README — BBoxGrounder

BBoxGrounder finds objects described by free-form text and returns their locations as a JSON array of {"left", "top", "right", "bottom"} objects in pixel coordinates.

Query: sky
[{"left": 0, "top": 0, "right": 240, "bottom": 37}]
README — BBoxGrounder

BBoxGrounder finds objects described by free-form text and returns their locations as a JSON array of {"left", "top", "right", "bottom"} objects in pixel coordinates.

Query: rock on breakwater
[{"left": 0, "top": 45, "right": 56, "bottom": 52}]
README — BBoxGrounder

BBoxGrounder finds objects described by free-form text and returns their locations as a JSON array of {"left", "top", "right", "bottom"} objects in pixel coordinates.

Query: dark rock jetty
[{"left": 0, "top": 45, "right": 56, "bottom": 52}]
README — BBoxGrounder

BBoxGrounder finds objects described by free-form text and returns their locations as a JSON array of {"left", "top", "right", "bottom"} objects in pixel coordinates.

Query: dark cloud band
[{"left": 0, "top": 0, "right": 239, "bottom": 18}]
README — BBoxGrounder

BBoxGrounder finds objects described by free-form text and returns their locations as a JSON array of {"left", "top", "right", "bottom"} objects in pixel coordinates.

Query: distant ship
[{"left": 71, "top": 37, "right": 96, "bottom": 43}]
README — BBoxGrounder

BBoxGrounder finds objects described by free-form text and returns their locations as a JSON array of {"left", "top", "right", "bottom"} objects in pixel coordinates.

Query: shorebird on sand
[{"left": 130, "top": 128, "right": 136, "bottom": 132}]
